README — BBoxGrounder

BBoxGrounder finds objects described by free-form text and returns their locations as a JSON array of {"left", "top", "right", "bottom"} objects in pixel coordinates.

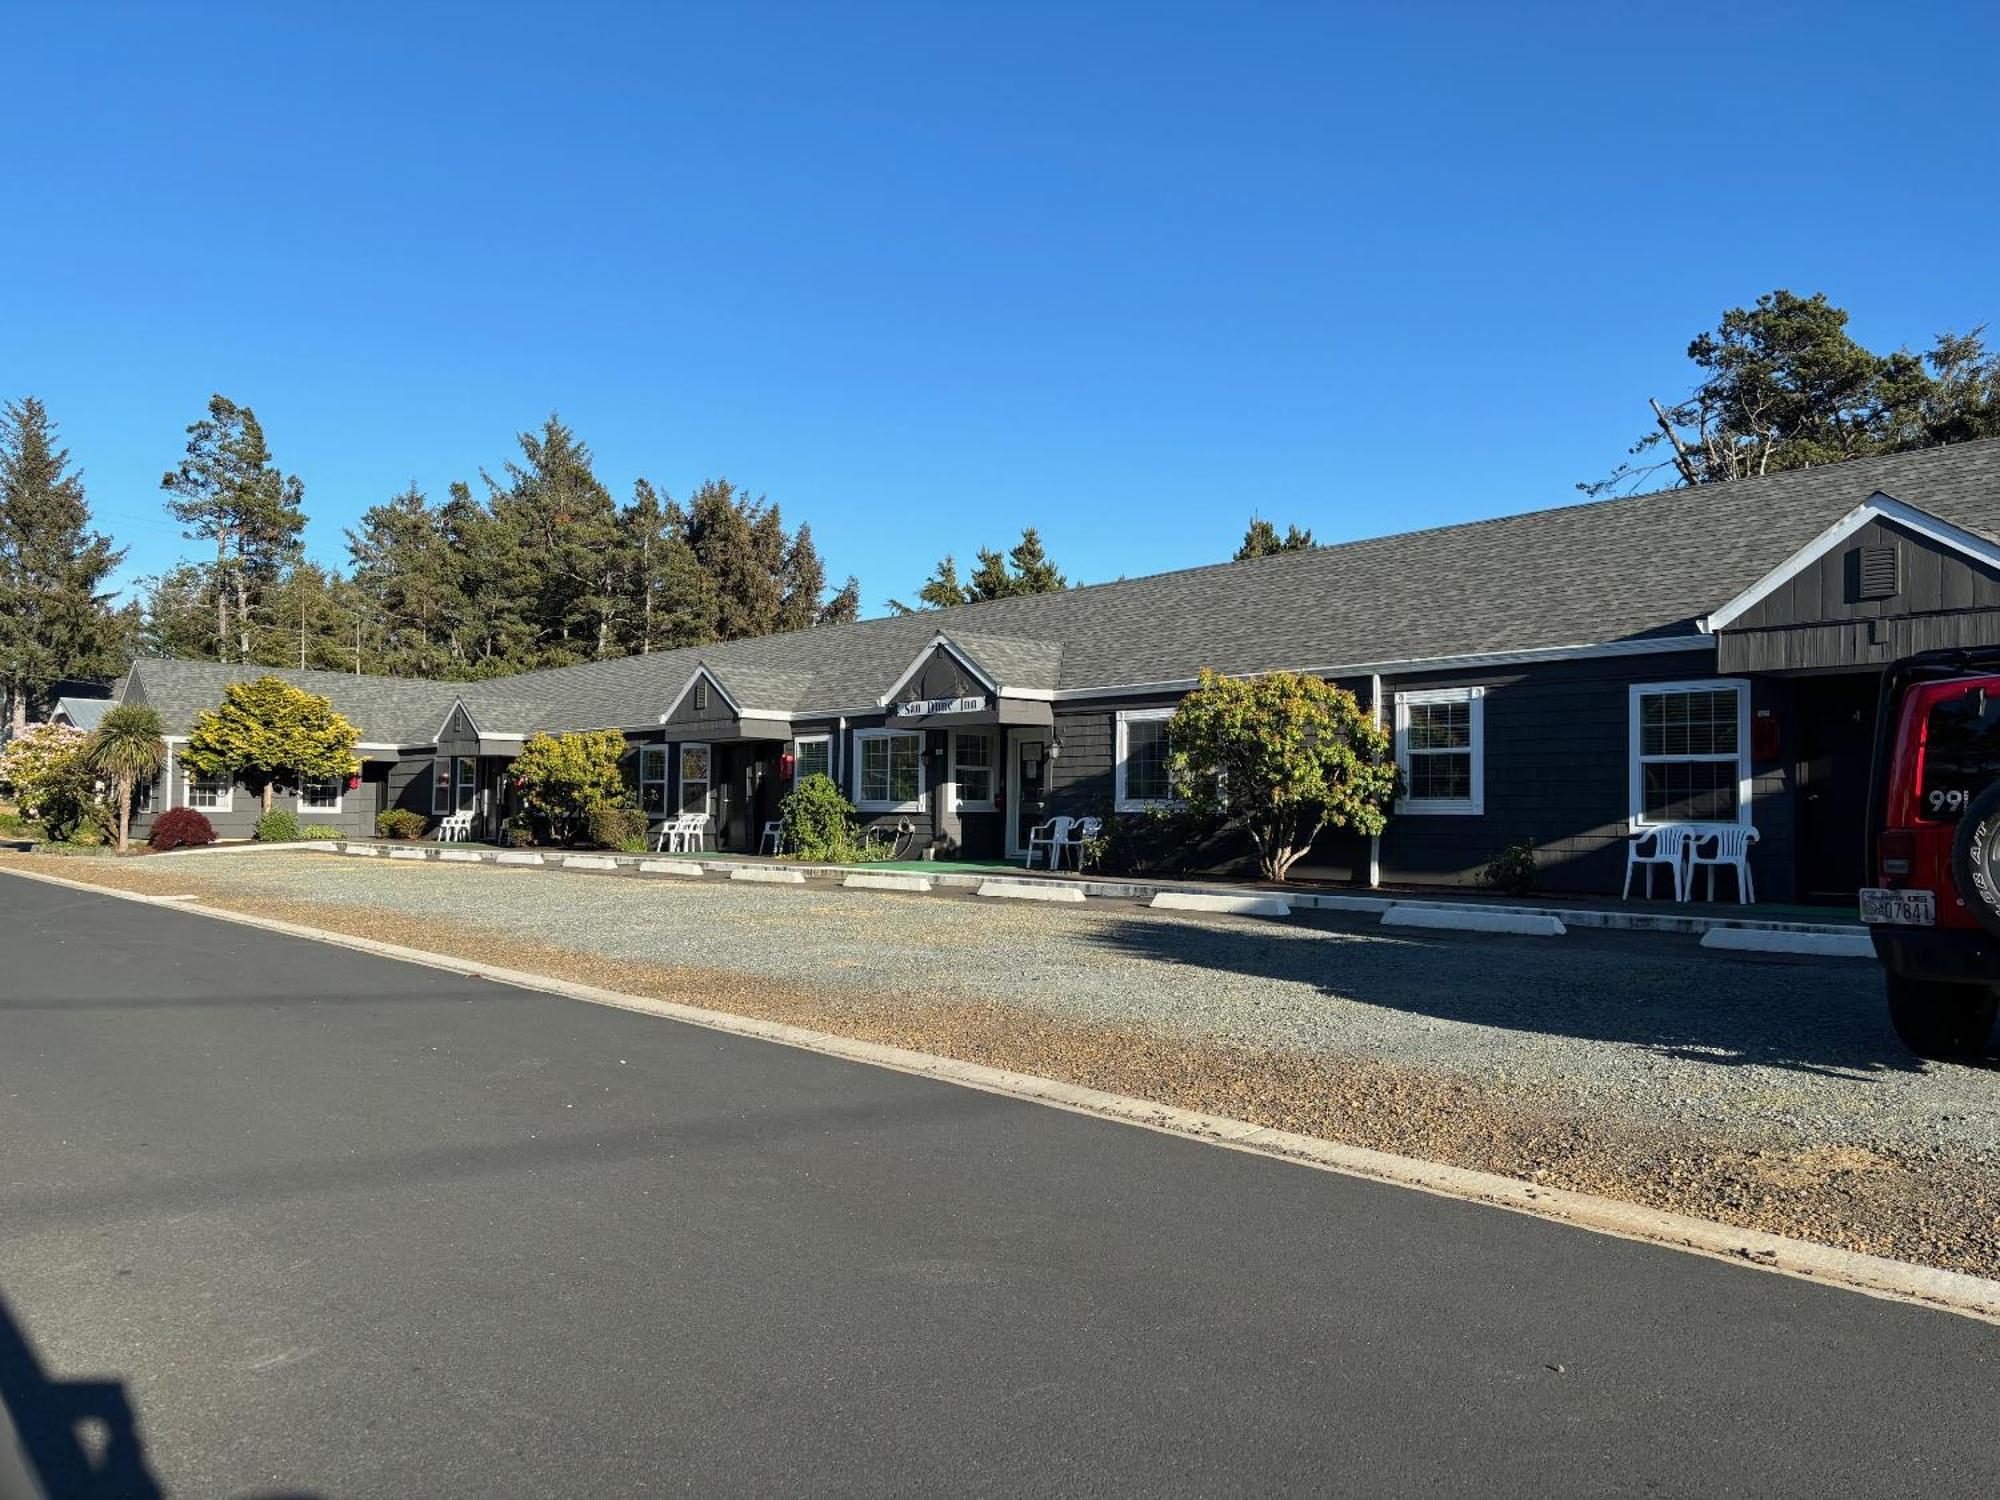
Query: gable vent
[
  {"left": 694, "top": 679, "right": 709, "bottom": 711},
  {"left": 1856, "top": 544, "right": 1900, "bottom": 600}
]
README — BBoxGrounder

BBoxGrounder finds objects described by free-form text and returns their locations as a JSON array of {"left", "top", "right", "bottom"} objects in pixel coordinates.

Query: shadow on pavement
[
  {"left": 0, "top": 1291, "right": 163, "bottom": 1500},
  {"left": 1082, "top": 915, "right": 1927, "bottom": 1079}
]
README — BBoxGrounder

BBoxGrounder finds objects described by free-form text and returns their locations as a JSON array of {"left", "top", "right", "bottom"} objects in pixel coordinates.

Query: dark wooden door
[{"left": 1796, "top": 675, "right": 1878, "bottom": 904}]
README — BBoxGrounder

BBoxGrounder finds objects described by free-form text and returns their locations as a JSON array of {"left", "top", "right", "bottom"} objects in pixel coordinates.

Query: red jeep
[{"left": 1865, "top": 647, "right": 2000, "bottom": 1057}]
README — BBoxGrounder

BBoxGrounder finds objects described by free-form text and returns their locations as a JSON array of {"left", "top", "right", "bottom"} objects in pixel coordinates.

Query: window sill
[
  {"left": 1398, "top": 801, "right": 1483, "bottom": 816},
  {"left": 954, "top": 802, "right": 998, "bottom": 814},
  {"left": 1115, "top": 799, "right": 1184, "bottom": 814},
  {"left": 857, "top": 801, "right": 924, "bottom": 814}
]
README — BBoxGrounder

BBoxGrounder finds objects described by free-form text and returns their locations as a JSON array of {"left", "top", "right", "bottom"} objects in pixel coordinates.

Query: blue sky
[{"left": 4, "top": 1, "right": 1997, "bottom": 613}]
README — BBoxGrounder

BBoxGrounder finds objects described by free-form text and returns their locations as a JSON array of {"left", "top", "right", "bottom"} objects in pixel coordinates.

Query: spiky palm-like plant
[{"left": 86, "top": 704, "right": 168, "bottom": 853}]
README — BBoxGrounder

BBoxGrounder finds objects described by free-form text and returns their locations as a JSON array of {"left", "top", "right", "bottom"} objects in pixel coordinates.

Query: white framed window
[
  {"left": 431, "top": 756, "right": 453, "bottom": 815},
  {"left": 1115, "top": 708, "right": 1178, "bottom": 811},
  {"left": 298, "top": 775, "right": 343, "bottom": 814},
  {"left": 185, "top": 769, "right": 233, "bottom": 812},
  {"left": 855, "top": 729, "right": 924, "bottom": 810},
  {"left": 639, "top": 746, "right": 669, "bottom": 815},
  {"left": 678, "top": 742, "right": 711, "bottom": 816},
  {"left": 1395, "top": 687, "right": 1485, "bottom": 815},
  {"left": 454, "top": 756, "right": 476, "bottom": 815},
  {"left": 1629, "top": 678, "right": 1751, "bottom": 826},
  {"left": 950, "top": 730, "right": 996, "bottom": 811},
  {"left": 793, "top": 734, "right": 832, "bottom": 784}
]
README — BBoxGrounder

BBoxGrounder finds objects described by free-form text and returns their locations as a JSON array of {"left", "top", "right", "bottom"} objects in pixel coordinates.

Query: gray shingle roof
[
  {"left": 53, "top": 696, "right": 112, "bottom": 731},
  {"left": 120, "top": 439, "right": 2000, "bottom": 741},
  {"left": 124, "top": 661, "right": 467, "bottom": 744}
]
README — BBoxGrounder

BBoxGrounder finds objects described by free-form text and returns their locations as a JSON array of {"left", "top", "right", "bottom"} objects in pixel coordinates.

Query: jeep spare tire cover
[{"left": 1950, "top": 781, "right": 2000, "bottom": 939}]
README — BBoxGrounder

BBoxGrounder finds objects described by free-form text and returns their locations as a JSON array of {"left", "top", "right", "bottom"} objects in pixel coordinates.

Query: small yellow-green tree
[
  {"left": 509, "top": 729, "right": 630, "bottom": 844},
  {"left": 183, "top": 675, "right": 360, "bottom": 814},
  {"left": 1168, "top": 668, "right": 1397, "bottom": 883}
]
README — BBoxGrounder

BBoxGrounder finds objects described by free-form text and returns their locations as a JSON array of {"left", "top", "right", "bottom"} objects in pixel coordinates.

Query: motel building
[{"left": 110, "top": 439, "right": 2000, "bottom": 905}]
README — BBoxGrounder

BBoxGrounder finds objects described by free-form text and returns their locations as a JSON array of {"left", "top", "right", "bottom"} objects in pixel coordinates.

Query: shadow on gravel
[{"left": 1083, "top": 917, "right": 1928, "bottom": 1079}]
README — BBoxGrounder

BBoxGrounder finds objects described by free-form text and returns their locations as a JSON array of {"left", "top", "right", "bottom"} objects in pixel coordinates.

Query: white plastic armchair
[
  {"left": 1688, "top": 823, "right": 1759, "bottom": 903},
  {"left": 1024, "top": 816, "right": 1075, "bottom": 870},
  {"left": 1622, "top": 824, "right": 1694, "bottom": 901},
  {"left": 435, "top": 812, "right": 473, "bottom": 843}
]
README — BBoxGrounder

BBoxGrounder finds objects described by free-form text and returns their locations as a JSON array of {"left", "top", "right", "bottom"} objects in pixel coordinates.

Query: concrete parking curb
[
  {"left": 1383, "top": 907, "right": 1567, "bottom": 937},
  {"left": 1700, "top": 927, "right": 1876, "bottom": 959},
  {"left": 3, "top": 860, "right": 1993, "bottom": 1327}
]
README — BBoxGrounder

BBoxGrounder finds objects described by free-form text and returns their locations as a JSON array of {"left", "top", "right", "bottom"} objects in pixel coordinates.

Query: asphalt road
[{"left": 1, "top": 875, "right": 1996, "bottom": 1498}]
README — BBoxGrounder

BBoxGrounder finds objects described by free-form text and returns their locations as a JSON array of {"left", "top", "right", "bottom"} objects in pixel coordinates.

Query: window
[
  {"left": 856, "top": 730, "right": 923, "bottom": 809},
  {"left": 951, "top": 731, "right": 995, "bottom": 810},
  {"left": 134, "top": 774, "right": 154, "bottom": 813},
  {"left": 1395, "top": 687, "right": 1484, "bottom": 815},
  {"left": 455, "top": 757, "right": 476, "bottom": 814},
  {"left": 1630, "top": 679, "right": 1749, "bottom": 826},
  {"left": 1115, "top": 709, "right": 1178, "bottom": 811},
  {"left": 639, "top": 746, "right": 669, "bottom": 815},
  {"left": 794, "top": 734, "right": 832, "bottom": 784},
  {"left": 431, "top": 757, "right": 453, "bottom": 815},
  {"left": 679, "top": 743, "right": 711, "bottom": 816},
  {"left": 186, "top": 770, "right": 232, "bottom": 812},
  {"left": 299, "top": 775, "right": 343, "bottom": 813}
]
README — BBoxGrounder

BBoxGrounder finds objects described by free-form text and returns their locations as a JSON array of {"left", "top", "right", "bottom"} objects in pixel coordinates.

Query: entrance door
[
  {"left": 1005, "top": 732, "right": 1049, "bottom": 860},
  {"left": 1796, "top": 674, "right": 1878, "bottom": 904}
]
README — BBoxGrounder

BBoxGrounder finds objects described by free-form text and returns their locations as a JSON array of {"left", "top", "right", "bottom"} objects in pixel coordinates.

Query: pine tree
[
  {"left": 348, "top": 484, "right": 468, "bottom": 678},
  {"left": 159, "top": 395, "right": 306, "bottom": 661},
  {"left": 683, "top": 479, "right": 783, "bottom": 640},
  {"left": 895, "top": 528, "right": 1068, "bottom": 609},
  {"left": 818, "top": 574, "right": 861, "bottom": 625},
  {"left": 0, "top": 397, "right": 130, "bottom": 734},
  {"left": 1234, "top": 516, "right": 1315, "bottom": 560},
  {"left": 441, "top": 481, "right": 539, "bottom": 673},
  {"left": 484, "top": 416, "right": 626, "bottom": 662},
  {"left": 1003, "top": 527, "right": 1066, "bottom": 594},
  {"left": 619, "top": 480, "right": 715, "bottom": 653}
]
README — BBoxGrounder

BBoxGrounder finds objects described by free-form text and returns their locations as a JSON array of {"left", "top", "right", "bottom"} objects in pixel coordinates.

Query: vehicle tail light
[{"left": 1880, "top": 829, "right": 1915, "bottom": 881}]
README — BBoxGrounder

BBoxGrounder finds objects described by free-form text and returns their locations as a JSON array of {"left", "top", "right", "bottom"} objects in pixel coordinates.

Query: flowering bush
[
  {"left": 148, "top": 808, "right": 216, "bottom": 851},
  {"left": 0, "top": 723, "right": 98, "bottom": 841}
]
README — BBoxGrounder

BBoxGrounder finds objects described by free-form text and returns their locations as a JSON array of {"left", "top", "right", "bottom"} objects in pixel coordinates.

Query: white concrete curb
[
  {"left": 387, "top": 848, "right": 427, "bottom": 861},
  {"left": 438, "top": 850, "right": 483, "bottom": 863},
  {"left": 1382, "top": 906, "right": 1567, "bottom": 937},
  {"left": 1151, "top": 891, "right": 1291, "bottom": 918},
  {"left": 638, "top": 860, "right": 704, "bottom": 877},
  {"left": 1700, "top": 927, "right": 1876, "bottom": 959},
  {"left": 978, "top": 880, "right": 1086, "bottom": 903},
  {"left": 731, "top": 867, "right": 807, "bottom": 885},
  {"left": 495, "top": 851, "right": 545, "bottom": 866},
  {"left": 562, "top": 854, "right": 618, "bottom": 871},
  {"left": 844, "top": 873, "right": 934, "bottom": 894},
  {"left": 2, "top": 859, "right": 1994, "bottom": 1326}
]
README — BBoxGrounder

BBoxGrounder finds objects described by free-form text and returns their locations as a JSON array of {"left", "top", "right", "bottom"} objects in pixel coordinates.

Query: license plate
[{"left": 1859, "top": 888, "right": 1936, "bottom": 926}]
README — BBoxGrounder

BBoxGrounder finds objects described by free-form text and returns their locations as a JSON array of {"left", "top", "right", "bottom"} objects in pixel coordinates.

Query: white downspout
[{"left": 1368, "top": 674, "right": 1383, "bottom": 890}]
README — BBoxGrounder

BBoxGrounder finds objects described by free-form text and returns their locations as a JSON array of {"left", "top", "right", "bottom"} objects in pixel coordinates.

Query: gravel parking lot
[{"left": 11, "top": 850, "right": 2000, "bottom": 1273}]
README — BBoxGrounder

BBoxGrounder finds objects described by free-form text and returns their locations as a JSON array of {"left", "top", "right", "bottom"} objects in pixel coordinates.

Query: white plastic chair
[
  {"left": 652, "top": 813, "right": 707, "bottom": 854},
  {"left": 435, "top": 812, "right": 473, "bottom": 843},
  {"left": 1025, "top": 816, "right": 1075, "bottom": 870},
  {"left": 1622, "top": 824, "right": 1693, "bottom": 901},
  {"left": 759, "top": 820, "right": 784, "bottom": 856},
  {"left": 1688, "top": 824, "right": 1759, "bottom": 903}
]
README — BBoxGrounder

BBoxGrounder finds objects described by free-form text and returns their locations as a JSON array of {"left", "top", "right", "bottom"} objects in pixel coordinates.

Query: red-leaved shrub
[{"left": 149, "top": 808, "right": 216, "bottom": 851}]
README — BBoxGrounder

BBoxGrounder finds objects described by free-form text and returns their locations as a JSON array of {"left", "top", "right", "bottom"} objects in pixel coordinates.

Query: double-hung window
[
  {"left": 299, "top": 775, "right": 343, "bottom": 814},
  {"left": 185, "top": 770, "right": 232, "bottom": 812},
  {"left": 639, "top": 746, "right": 669, "bottom": 815},
  {"left": 1115, "top": 709, "right": 1177, "bottom": 811},
  {"left": 431, "top": 757, "right": 453, "bottom": 815},
  {"left": 856, "top": 730, "right": 923, "bottom": 810},
  {"left": 793, "top": 734, "right": 832, "bottom": 784},
  {"left": 951, "top": 731, "right": 995, "bottom": 810},
  {"left": 1630, "top": 679, "right": 1749, "bottom": 825},
  {"left": 678, "top": 744, "right": 711, "bottom": 816},
  {"left": 1395, "top": 687, "right": 1484, "bottom": 815},
  {"left": 454, "top": 757, "right": 476, "bottom": 814}
]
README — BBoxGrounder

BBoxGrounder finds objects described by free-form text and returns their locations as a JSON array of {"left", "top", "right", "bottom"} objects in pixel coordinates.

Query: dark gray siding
[
  {"left": 131, "top": 763, "right": 387, "bottom": 841},
  {"left": 1720, "top": 517, "right": 2000, "bottom": 671},
  {"left": 437, "top": 705, "right": 479, "bottom": 756},
  {"left": 894, "top": 646, "right": 988, "bottom": 705}
]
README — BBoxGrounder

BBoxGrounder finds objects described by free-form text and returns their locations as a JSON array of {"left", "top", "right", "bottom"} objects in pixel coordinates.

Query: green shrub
[
  {"left": 299, "top": 823, "right": 342, "bottom": 840},
  {"left": 586, "top": 802, "right": 648, "bottom": 853},
  {"left": 778, "top": 774, "right": 868, "bottom": 860},
  {"left": 28, "top": 840, "right": 115, "bottom": 857},
  {"left": 1481, "top": 840, "right": 1537, "bottom": 896},
  {"left": 509, "top": 730, "right": 628, "bottom": 845},
  {"left": 255, "top": 808, "right": 301, "bottom": 843},
  {"left": 376, "top": 808, "right": 427, "bottom": 840},
  {"left": 503, "top": 814, "right": 538, "bottom": 848}
]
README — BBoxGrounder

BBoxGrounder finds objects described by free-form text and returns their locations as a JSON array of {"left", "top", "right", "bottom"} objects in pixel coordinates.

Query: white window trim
[
  {"left": 1628, "top": 677, "right": 1753, "bottom": 829},
  {"left": 853, "top": 728, "right": 926, "bottom": 812},
  {"left": 1114, "top": 707, "right": 1180, "bottom": 813},
  {"left": 1394, "top": 686, "right": 1485, "bottom": 816},
  {"left": 948, "top": 729, "right": 997, "bottom": 812},
  {"left": 297, "top": 775, "right": 344, "bottom": 815},
  {"left": 792, "top": 733, "right": 833, "bottom": 784},
  {"left": 184, "top": 768, "right": 234, "bottom": 814},
  {"left": 678, "top": 741, "right": 712, "bottom": 816},
  {"left": 431, "top": 756, "right": 453, "bottom": 816}
]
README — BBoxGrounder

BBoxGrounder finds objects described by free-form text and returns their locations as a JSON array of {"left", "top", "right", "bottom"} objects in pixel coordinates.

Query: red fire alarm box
[
  {"left": 1751, "top": 711, "right": 1780, "bottom": 762},
  {"left": 779, "top": 752, "right": 796, "bottom": 781}
]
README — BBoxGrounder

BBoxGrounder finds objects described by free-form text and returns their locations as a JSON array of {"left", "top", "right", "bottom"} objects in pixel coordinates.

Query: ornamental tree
[
  {"left": 86, "top": 703, "right": 168, "bottom": 853},
  {"left": 508, "top": 729, "right": 630, "bottom": 845},
  {"left": 183, "top": 675, "right": 361, "bottom": 814},
  {"left": 0, "top": 721, "right": 98, "bottom": 840},
  {"left": 1168, "top": 668, "right": 1397, "bottom": 883}
]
